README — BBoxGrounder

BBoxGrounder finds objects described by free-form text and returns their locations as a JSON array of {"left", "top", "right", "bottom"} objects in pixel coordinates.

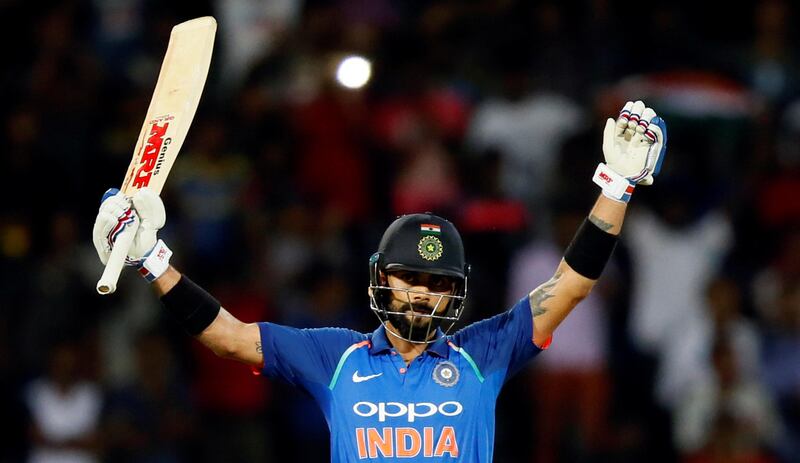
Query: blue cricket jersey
[{"left": 257, "top": 296, "right": 543, "bottom": 462}]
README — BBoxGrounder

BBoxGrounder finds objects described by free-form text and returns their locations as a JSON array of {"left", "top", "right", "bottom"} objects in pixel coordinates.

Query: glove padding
[
  {"left": 131, "top": 187, "right": 166, "bottom": 259},
  {"left": 92, "top": 187, "right": 165, "bottom": 266},
  {"left": 601, "top": 100, "right": 667, "bottom": 186}
]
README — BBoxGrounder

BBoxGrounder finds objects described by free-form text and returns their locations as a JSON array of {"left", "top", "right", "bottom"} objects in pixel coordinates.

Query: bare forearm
[
  {"left": 152, "top": 266, "right": 263, "bottom": 366},
  {"left": 153, "top": 265, "right": 182, "bottom": 296},
  {"left": 198, "top": 310, "right": 263, "bottom": 366},
  {"left": 530, "top": 260, "right": 594, "bottom": 345},
  {"left": 587, "top": 194, "right": 627, "bottom": 236},
  {"left": 530, "top": 194, "right": 625, "bottom": 345}
]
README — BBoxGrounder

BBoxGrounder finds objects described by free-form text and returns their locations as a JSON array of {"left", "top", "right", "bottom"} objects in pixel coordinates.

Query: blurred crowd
[{"left": 2, "top": 0, "right": 800, "bottom": 462}]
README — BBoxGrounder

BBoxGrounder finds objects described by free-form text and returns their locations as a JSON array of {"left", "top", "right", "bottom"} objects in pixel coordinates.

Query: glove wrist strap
[
  {"left": 137, "top": 240, "right": 172, "bottom": 282},
  {"left": 592, "top": 163, "right": 635, "bottom": 203}
]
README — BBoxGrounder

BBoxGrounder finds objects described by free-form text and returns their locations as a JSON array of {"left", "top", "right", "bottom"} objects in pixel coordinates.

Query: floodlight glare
[{"left": 336, "top": 55, "right": 372, "bottom": 90}]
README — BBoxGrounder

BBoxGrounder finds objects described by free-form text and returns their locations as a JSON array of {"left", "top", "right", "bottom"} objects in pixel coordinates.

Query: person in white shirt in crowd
[{"left": 24, "top": 339, "right": 102, "bottom": 463}]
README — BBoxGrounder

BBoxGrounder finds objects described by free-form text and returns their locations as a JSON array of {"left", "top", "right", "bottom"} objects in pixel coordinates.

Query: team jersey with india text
[{"left": 257, "top": 296, "right": 543, "bottom": 462}]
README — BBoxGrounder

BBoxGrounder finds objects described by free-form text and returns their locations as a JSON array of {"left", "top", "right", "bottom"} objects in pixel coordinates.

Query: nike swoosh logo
[{"left": 352, "top": 371, "right": 383, "bottom": 383}]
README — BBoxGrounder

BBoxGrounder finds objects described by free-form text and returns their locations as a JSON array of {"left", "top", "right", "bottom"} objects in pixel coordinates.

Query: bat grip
[{"left": 96, "top": 222, "right": 140, "bottom": 295}]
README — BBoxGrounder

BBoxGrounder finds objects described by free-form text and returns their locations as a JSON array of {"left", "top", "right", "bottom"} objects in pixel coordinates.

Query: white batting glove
[
  {"left": 129, "top": 187, "right": 165, "bottom": 255},
  {"left": 93, "top": 189, "right": 139, "bottom": 265},
  {"left": 130, "top": 188, "right": 172, "bottom": 282},
  {"left": 594, "top": 100, "right": 668, "bottom": 202},
  {"left": 92, "top": 188, "right": 172, "bottom": 282}
]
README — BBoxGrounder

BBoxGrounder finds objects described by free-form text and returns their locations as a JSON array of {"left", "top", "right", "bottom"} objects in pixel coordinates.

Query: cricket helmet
[{"left": 368, "top": 213, "right": 469, "bottom": 343}]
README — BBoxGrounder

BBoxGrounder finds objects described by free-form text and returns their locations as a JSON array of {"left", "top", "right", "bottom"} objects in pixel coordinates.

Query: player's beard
[{"left": 387, "top": 301, "right": 444, "bottom": 343}]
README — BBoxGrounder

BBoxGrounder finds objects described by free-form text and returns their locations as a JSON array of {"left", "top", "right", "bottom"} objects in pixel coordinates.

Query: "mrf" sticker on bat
[{"left": 131, "top": 115, "right": 175, "bottom": 189}]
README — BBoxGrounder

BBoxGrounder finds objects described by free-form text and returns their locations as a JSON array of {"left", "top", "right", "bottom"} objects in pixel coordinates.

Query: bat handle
[{"left": 96, "top": 222, "right": 139, "bottom": 295}]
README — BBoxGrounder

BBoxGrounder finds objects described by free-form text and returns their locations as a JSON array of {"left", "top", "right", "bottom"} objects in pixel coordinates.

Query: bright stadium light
[{"left": 335, "top": 55, "right": 372, "bottom": 90}]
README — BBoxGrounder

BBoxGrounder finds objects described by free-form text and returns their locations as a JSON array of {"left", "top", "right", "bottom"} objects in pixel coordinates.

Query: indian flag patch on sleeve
[{"left": 420, "top": 224, "right": 441, "bottom": 235}]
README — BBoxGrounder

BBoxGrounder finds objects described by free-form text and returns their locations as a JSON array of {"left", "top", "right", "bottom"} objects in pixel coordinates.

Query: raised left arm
[
  {"left": 531, "top": 195, "right": 625, "bottom": 345},
  {"left": 530, "top": 100, "right": 667, "bottom": 346}
]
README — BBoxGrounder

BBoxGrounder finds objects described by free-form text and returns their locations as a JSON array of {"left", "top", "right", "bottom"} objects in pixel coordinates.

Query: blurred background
[{"left": 2, "top": 0, "right": 800, "bottom": 462}]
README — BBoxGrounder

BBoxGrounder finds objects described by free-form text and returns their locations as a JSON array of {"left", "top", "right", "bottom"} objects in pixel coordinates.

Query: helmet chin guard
[{"left": 368, "top": 270, "right": 468, "bottom": 344}]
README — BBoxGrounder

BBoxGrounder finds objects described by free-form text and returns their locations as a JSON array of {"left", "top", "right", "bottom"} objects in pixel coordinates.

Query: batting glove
[
  {"left": 92, "top": 188, "right": 172, "bottom": 282},
  {"left": 594, "top": 100, "right": 668, "bottom": 202}
]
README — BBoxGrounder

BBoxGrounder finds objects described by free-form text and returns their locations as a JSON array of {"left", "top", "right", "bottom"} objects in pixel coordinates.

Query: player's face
[{"left": 385, "top": 270, "right": 455, "bottom": 331}]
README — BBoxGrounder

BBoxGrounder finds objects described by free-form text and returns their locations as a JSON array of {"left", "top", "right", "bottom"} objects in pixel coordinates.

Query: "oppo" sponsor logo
[{"left": 352, "top": 401, "right": 463, "bottom": 423}]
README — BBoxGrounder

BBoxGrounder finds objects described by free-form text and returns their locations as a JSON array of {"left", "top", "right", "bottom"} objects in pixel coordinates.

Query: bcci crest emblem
[
  {"left": 432, "top": 360, "right": 459, "bottom": 387},
  {"left": 418, "top": 236, "right": 443, "bottom": 261}
]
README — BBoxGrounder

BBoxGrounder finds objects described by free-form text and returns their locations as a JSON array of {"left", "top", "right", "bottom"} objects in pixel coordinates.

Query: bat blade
[{"left": 97, "top": 16, "right": 216, "bottom": 295}]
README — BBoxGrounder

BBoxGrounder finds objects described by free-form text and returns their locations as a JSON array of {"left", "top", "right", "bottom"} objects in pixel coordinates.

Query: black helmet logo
[
  {"left": 418, "top": 235, "right": 443, "bottom": 261},
  {"left": 417, "top": 222, "right": 444, "bottom": 261}
]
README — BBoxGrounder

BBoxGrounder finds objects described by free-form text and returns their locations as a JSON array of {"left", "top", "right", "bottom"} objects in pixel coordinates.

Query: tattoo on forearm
[
  {"left": 589, "top": 214, "right": 614, "bottom": 232},
  {"left": 530, "top": 271, "right": 562, "bottom": 317},
  {"left": 255, "top": 341, "right": 262, "bottom": 354}
]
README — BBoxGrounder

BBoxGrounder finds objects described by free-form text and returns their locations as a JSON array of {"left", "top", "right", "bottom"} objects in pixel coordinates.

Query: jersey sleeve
[
  {"left": 451, "top": 296, "right": 542, "bottom": 381},
  {"left": 257, "top": 322, "right": 365, "bottom": 388}
]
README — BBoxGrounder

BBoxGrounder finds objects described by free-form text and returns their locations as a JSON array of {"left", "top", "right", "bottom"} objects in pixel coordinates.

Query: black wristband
[
  {"left": 564, "top": 218, "right": 618, "bottom": 280},
  {"left": 160, "top": 275, "right": 221, "bottom": 335}
]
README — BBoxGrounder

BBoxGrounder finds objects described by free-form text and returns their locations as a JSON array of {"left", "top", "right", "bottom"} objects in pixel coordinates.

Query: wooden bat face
[
  {"left": 120, "top": 16, "right": 216, "bottom": 196},
  {"left": 96, "top": 16, "right": 216, "bottom": 295}
]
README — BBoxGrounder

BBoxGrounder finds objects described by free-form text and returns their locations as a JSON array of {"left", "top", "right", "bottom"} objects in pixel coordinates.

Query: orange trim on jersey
[
  {"left": 533, "top": 335, "right": 553, "bottom": 350},
  {"left": 353, "top": 340, "right": 371, "bottom": 349},
  {"left": 250, "top": 360, "right": 266, "bottom": 376}
]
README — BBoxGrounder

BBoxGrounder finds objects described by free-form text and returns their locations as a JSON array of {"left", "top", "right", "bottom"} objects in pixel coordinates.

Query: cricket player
[{"left": 92, "top": 101, "right": 667, "bottom": 461}]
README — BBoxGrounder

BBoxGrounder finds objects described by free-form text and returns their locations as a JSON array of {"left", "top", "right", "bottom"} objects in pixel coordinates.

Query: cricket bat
[{"left": 96, "top": 16, "right": 217, "bottom": 295}]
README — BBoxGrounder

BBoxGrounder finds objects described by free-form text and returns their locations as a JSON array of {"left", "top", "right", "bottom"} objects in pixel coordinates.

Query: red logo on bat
[{"left": 132, "top": 121, "right": 171, "bottom": 188}]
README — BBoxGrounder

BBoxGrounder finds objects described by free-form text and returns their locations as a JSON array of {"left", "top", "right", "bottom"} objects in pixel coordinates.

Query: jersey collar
[{"left": 369, "top": 325, "right": 450, "bottom": 358}]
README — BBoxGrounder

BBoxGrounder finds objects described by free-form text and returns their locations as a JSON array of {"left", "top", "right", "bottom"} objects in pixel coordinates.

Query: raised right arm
[
  {"left": 94, "top": 190, "right": 263, "bottom": 367},
  {"left": 153, "top": 266, "right": 263, "bottom": 367}
]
